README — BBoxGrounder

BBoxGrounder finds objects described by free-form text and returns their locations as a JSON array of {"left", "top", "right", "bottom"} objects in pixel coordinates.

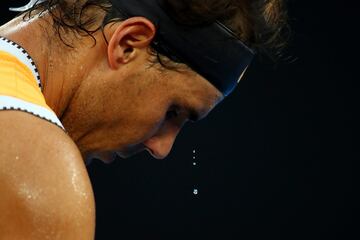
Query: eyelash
[{"left": 166, "top": 105, "right": 180, "bottom": 120}]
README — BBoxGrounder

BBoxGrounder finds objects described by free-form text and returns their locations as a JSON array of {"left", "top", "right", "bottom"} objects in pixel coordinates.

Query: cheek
[
  {"left": 102, "top": 74, "right": 172, "bottom": 145},
  {"left": 111, "top": 101, "right": 168, "bottom": 146},
  {"left": 133, "top": 106, "right": 166, "bottom": 138}
]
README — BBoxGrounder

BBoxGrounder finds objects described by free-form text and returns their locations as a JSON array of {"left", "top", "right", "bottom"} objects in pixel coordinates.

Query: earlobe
[
  {"left": 106, "top": 17, "right": 156, "bottom": 70},
  {"left": 107, "top": 27, "right": 128, "bottom": 69}
]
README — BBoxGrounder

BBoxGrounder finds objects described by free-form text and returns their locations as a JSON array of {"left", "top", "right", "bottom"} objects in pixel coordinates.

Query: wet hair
[{"left": 21, "top": 0, "right": 288, "bottom": 63}]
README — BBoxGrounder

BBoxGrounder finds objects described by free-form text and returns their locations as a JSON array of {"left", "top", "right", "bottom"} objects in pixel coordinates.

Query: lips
[
  {"left": 85, "top": 151, "right": 117, "bottom": 164},
  {"left": 116, "top": 144, "right": 146, "bottom": 159},
  {"left": 85, "top": 143, "right": 147, "bottom": 164}
]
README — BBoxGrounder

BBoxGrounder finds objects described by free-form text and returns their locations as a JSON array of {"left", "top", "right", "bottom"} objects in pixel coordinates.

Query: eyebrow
[{"left": 187, "top": 108, "right": 200, "bottom": 122}]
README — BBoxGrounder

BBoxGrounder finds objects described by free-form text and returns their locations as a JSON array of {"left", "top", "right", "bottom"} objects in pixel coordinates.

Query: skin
[
  {"left": 0, "top": 7, "right": 224, "bottom": 239},
  {"left": 0, "top": 11, "right": 224, "bottom": 162},
  {"left": 0, "top": 111, "right": 95, "bottom": 239}
]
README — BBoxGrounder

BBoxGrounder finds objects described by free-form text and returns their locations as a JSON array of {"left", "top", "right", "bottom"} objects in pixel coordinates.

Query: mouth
[
  {"left": 85, "top": 151, "right": 118, "bottom": 164},
  {"left": 85, "top": 144, "right": 146, "bottom": 164},
  {"left": 115, "top": 144, "right": 146, "bottom": 159}
]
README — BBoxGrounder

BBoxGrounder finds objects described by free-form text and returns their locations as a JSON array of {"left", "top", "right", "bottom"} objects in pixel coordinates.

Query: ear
[{"left": 107, "top": 17, "right": 156, "bottom": 69}]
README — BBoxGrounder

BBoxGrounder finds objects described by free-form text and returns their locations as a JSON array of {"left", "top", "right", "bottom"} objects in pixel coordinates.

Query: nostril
[
  {"left": 143, "top": 133, "right": 177, "bottom": 160},
  {"left": 145, "top": 146, "right": 154, "bottom": 155},
  {"left": 144, "top": 146, "right": 166, "bottom": 159}
]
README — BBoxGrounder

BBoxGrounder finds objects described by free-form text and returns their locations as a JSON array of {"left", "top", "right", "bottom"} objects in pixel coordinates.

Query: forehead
[{"left": 171, "top": 69, "right": 224, "bottom": 117}]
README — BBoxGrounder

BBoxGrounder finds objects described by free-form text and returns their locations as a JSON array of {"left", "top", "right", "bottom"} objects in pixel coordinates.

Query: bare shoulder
[{"left": 0, "top": 111, "right": 95, "bottom": 240}]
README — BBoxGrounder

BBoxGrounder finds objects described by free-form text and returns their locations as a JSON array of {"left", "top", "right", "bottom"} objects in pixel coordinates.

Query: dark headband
[
  {"left": 10, "top": 0, "right": 255, "bottom": 96},
  {"left": 110, "top": 0, "right": 255, "bottom": 96}
]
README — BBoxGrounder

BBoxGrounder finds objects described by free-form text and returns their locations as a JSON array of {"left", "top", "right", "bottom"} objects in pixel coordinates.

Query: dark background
[{"left": 1, "top": 1, "right": 359, "bottom": 239}]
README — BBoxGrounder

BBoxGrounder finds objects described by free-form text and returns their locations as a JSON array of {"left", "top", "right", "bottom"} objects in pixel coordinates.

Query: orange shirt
[{"left": 0, "top": 37, "right": 64, "bottom": 130}]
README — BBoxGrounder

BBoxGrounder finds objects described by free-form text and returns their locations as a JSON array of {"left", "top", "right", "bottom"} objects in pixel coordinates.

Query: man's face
[
  {"left": 60, "top": 20, "right": 224, "bottom": 163},
  {"left": 65, "top": 59, "right": 223, "bottom": 163}
]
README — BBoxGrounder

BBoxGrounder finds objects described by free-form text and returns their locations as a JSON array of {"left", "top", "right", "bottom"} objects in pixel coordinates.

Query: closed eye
[
  {"left": 165, "top": 105, "right": 180, "bottom": 120},
  {"left": 166, "top": 104, "right": 200, "bottom": 123}
]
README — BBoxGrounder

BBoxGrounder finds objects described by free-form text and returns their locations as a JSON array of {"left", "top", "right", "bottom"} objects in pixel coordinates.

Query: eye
[{"left": 166, "top": 105, "right": 180, "bottom": 120}]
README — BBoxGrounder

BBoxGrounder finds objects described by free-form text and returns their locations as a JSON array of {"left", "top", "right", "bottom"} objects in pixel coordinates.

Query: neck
[{"left": 0, "top": 13, "right": 105, "bottom": 119}]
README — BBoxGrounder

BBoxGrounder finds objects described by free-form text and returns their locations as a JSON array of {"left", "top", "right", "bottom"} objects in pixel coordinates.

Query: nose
[{"left": 143, "top": 123, "right": 181, "bottom": 159}]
